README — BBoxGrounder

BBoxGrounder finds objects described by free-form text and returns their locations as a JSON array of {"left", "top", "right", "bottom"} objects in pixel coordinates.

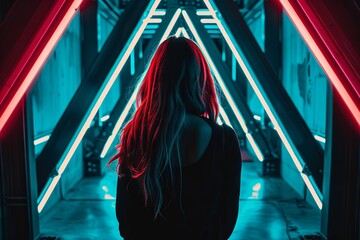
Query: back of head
[
  {"left": 138, "top": 36, "right": 217, "bottom": 117},
  {"left": 110, "top": 36, "right": 219, "bottom": 217}
]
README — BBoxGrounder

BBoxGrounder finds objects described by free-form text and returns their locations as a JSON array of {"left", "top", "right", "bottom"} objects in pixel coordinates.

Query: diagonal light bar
[
  {"left": 279, "top": 0, "right": 360, "bottom": 128},
  {"left": 0, "top": 0, "right": 83, "bottom": 133},
  {"left": 100, "top": 8, "right": 182, "bottom": 158},
  {"left": 180, "top": 27, "right": 190, "bottom": 38},
  {"left": 37, "top": 0, "right": 162, "bottom": 213},
  {"left": 203, "top": 0, "right": 322, "bottom": 209},
  {"left": 182, "top": 10, "right": 264, "bottom": 162},
  {"left": 175, "top": 27, "right": 190, "bottom": 39},
  {"left": 219, "top": 105, "right": 232, "bottom": 127},
  {"left": 160, "top": 8, "right": 182, "bottom": 43},
  {"left": 175, "top": 27, "right": 182, "bottom": 37}
]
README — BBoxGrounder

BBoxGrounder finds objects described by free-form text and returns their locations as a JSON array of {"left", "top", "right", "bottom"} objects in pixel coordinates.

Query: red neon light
[
  {"left": 279, "top": 0, "right": 360, "bottom": 128},
  {"left": 0, "top": 0, "right": 83, "bottom": 133}
]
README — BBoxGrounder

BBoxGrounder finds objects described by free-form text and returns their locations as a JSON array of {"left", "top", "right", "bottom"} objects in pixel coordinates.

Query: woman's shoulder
[{"left": 181, "top": 115, "right": 214, "bottom": 166}]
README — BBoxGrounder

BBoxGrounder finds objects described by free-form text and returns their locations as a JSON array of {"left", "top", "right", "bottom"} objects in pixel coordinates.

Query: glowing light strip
[
  {"left": 153, "top": 10, "right": 166, "bottom": 16},
  {"left": 101, "top": 115, "right": 110, "bottom": 122},
  {"left": 175, "top": 27, "right": 191, "bottom": 39},
  {"left": 180, "top": 27, "right": 190, "bottom": 38},
  {"left": 130, "top": 50, "right": 135, "bottom": 75},
  {"left": 144, "top": 29, "right": 156, "bottom": 34},
  {"left": 314, "top": 134, "right": 326, "bottom": 143},
  {"left": 34, "top": 134, "right": 51, "bottom": 145},
  {"left": 146, "top": 24, "right": 159, "bottom": 29},
  {"left": 253, "top": 115, "right": 261, "bottom": 121},
  {"left": 175, "top": 27, "right": 182, "bottom": 37},
  {"left": 160, "top": 8, "right": 182, "bottom": 43},
  {"left": 279, "top": 0, "right": 360, "bottom": 128},
  {"left": 0, "top": 0, "right": 83, "bottom": 134},
  {"left": 204, "top": 24, "right": 218, "bottom": 29},
  {"left": 200, "top": 18, "right": 216, "bottom": 24},
  {"left": 38, "top": 175, "right": 60, "bottom": 213},
  {"left": 196, "top": 10, "right": 212, "bottom": 16},
  {"left": 100, "top": 82, "right": 141, "bottom": 158},
  {"left": 200, "top": 18, "right": 217, "bottom": 24},
  {"left": 301, "top": 173, "right": 323, "bottom": 209},
  {"left": 219, "top": 105, "right": 232, "bottom": 126},
  {"left": 100, "top": 8, "right": 181, "bottom": 158},
  {"left": 231, "top": 54, "right": 236, "bottom": 80},
  {"left": 246, "top": 133, "right": 264, "bottom": 161},
  {"left": 148, "top": 18, "right": 162, "bottom": 23},
  {"left": 182, "top": 10, "right": 264, "bottom": 162},
  {"left": 37, "top": 0, "right": 162, "bottom": 213},
  {"left": 203, "top": 0, "right": 322, "bottom": 207}
]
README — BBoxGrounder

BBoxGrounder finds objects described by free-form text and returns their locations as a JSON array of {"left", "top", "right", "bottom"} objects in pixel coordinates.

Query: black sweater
[{"left": 116, "top": 118, "right": 242, "bottom": 240}]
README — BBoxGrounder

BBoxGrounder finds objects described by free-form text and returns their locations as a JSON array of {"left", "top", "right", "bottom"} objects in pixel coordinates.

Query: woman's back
[
  {"left": 116, "top": 116, "right": 241, "bottom": 240},
  {"left": 110, "top": 36, "right": 241, "bottom": 240},
  {"left": 180, "top": 114, "right": 212, "bottom": 167}
]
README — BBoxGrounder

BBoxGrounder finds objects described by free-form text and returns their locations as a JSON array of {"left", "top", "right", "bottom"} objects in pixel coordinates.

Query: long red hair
[{"left": 109, "top": 36, "right": 219, "bottom": 217}]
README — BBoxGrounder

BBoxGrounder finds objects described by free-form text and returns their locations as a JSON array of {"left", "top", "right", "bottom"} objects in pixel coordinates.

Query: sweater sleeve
[{"left": 222, "top": 125, "right": 242, "bottom": 239}]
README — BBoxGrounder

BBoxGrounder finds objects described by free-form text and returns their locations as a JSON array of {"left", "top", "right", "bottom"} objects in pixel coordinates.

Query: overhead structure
[
  {"left": 34, "top": 0, "right": 331, "bottom": 212},
  {"left": 96, "top": 8, "right": 274, "bottom": 163},
  {"left": 36, "top": 2, "right": 277, "bottom": 212}
]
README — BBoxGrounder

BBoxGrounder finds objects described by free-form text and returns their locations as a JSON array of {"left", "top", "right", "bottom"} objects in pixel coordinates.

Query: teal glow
[
  {"left": 139, "top": 39, "right": 143, "bottom": 59},
  {"left": 204, "top": 24, "right": 218, "bottom": 29},
  {"left": 203, "top": 0, "right": 323, "bottom": 209},
  {"left": 146, "top": 24, "right": 159, "bottom": 29},
  {"left": 232, "top": 54, "right": 236, "bottom": 81},
  {"left": 222, "top": 41, "right": 226, "bottom": 61},
  {"left": 130, "top": 50, "right": 135, "bottom": 75},
  {"left": 143, "top": 29, "right": 156, "bottom": 34},
  {"left": 99, "top": 7, "right": 264, "bottom": 164},
  {"left": 37, "top": 0, "right": 162, "bottom": 213}
]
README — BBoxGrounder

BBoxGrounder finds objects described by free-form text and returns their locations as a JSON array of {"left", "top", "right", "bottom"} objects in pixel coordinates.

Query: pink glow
[
  {"left": 279, "top": 0, "right": 360, "bottom": 128},
  {"left": 0, "top": 0, "right": 83, "bottom": 133}
]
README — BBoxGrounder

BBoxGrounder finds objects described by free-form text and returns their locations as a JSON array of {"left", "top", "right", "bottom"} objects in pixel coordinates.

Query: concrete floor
[{"left": 40, "top": 161, "right": 321, "bottom": 239}]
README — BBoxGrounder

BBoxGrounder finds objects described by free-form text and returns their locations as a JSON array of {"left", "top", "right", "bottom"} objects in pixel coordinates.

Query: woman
[{"left": 109, "top": 36, "right": 242, "bottom": 239}]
